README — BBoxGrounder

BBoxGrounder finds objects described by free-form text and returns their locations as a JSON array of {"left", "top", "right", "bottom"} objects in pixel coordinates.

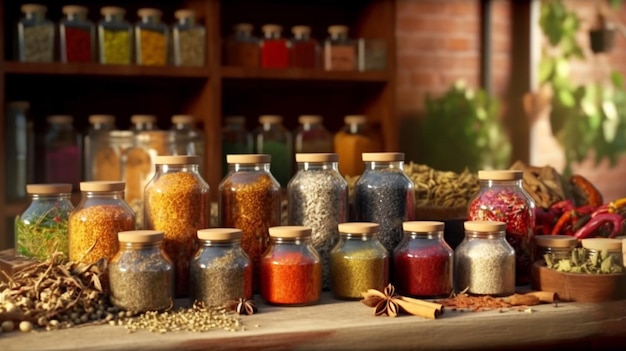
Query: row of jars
[
  {"left": 224, "top": 23, "right": 386, "bottom": 71},
  {"left": 17, "top": 4, "right": 204, "bottom": 66},
  {"left": 534, "top": 235, "right": 625, "bottom": 268}
]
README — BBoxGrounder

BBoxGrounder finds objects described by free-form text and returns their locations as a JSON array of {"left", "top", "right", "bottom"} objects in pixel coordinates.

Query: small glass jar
[
  {"left": 130, "top": 114, "right": 159, "bottom": 132},
  {"left": 44, "top": 115, "right": 82, "bottom": 190},
  {"left": 144, "top": 155, "right": 210, "bottom": 297},
  {"left": 17, "top": 4, "right": 54, "bottom": 62},
  {"left": 289, "top": 25, "right": 318, "bottom": 68},
  {"left": 254, "top": 115, "right": 293, "bottom": 187},
  {"left": 294, "top": 115, "right": 333, "bottom": 154},
  {"left": 260, "top": 24, "right": 289, "bottom": 68},
  {"left": 109, "top": 230, "right": 174, "bottom": 312},
  {"left": 224, "top": 23, "right": 260, "bottom": 67},
  {"left": 393, "top": 221, "right": 453, "bottom": 298},
  {"left": 69, "top": 181, "right": 135, "bottom": 264},
  {"left": 84, "top": 114, "right": 116, "bottom": 181},
  {"left": 354, "top": 152, "right": 415, "bottom": 254},
  {"left": 357, "top": 38, "right": 387, "bottom": 71},
  {"left": 59, "top": 5, "right": 95, "bottom": 63},
  {"left": 218, "top": 154, "right": 281, "bottom": 287},
  {"left": 135, "top": 8, "right": 168, "bottom": 66},
  {"left": 333, "top": 115, "right": 383, "bottom": 177},
  {"left": 221, "top": 116, "right": 253, "bottom": 177},
  {"left": 534, "top": 235, "right": 578, "bottom": 263},
  {"left": 330, "top": 222, "right": 388, "bottom": 299},
  {"left": 581, "top": 238, "right": 624, "bottom": 269},
  {"left": 260, "top": 226, "right": 322, "bottom": 305},
  {"left": 5, "top": 101, "right": 34, "bottom": 201},
  {"left": 91, "top": 130, "right": 133, "bottom": 182},
  {"left": 172, "top": 9, "right": 205, "bottom": 67},
  {"left": 98, "top": 6, "right": 132, "bottom": 65},
  {"left": 288, "top": 153, "right": 348, "bottom": 289},
  {"left": 467, "top": 170, "right": 536, "bottom": 285},
  {"left": 190, "top": 228, "right": 252, "bottom": 307},
  {"left": 15, "top": 184, "right": 74, "bottom": 260},
  {"left": 455, "top": 221, "right": 515, "bottom": 296},
  {"left": 324, "top": 25, "right": 356, "bottom": 71}
]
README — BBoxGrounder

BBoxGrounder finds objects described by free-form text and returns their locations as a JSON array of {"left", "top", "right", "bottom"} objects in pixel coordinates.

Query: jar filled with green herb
[
  {"left": 190, "top": 228, "right": 252, "bottom": 307},
  {"left": 253, "top": 115, "right": 293, "bottom": 187},
  {"left": 330, "top": 222, "right": 388, "bottom": 299},
  {"left": 15, "top": 183, "right": 74, "bottom": 261},
  {"left": 109, "top": 230, "right": 174, "bottom": 312}
]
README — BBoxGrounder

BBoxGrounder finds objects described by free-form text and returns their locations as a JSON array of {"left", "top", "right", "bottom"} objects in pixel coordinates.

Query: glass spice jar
[
  {"left": 135, "top": 8, "right": 168, "bottom": 66},
  {"left": 190, "top": 228, "right": 252, "bottom": 307},
  {"left": 323, "top": 25, "right": 356, "bottom": 71},
  {"left": 84, "top": 114, "right": 116, "bottom": 181},
  {"left": 333, "top": 115, "right": 383, "bottom": 177},
  {"left": 289, "top": 25, "right": 318, "bottom": 68},
  {"left": 260, "top": 226, "right": 322, "bottom": 305},
  {"left": 144, "top": 155, "right": 210, "bottom": 297},
  {"left": 130, "top": 114, "right": 159, "bottom": 132},
  {"left": 172, "top": 9, "right": 206, "bottom": 67},
  {"left": 467, "top": 170, "right": 536, "bottom": 285},
  {"left": 330, "top": 222, "right": 388, "bottom": 299},
  {"left": 69, "top": 181, "right": 135, "bottom": 264},
  {"left": 288, "top": 153, "right": 348, "bottom": 290},
  {"left": 455, "top": 221, "right": 515, "bottom": 296},
  {"left": 534, "top": 235, "right": 578, "bottom": 263},
  {"left": 224, "top": 23, "right": 260, "bottom": 67},
  {"left": 5, "top": 101, "right": 34, "bottom": 201},
  {"left": 109, "top": 230, "right": 174, "bottom": 312},
  {"left": 221, "top": 116, "right": 253, "bottom": 177},
  {"left": 44, "top": 115, "right": 82, "bottom": 191},
  {"left": 254, "top": 115, "right": 293, "bottom": 188},
  {"left": 581, "top": 238, "right": 624, "bottom": 268},
  {"left": 15, "top": 183, "right": 74, "bottom": 261},
  {"left": 17, "top": 4, "right": 54, "bottom": 62},
  {"left": 354, "top": 152, "right": 415, "bottom": 254},
  {"left": 59, "top": 5, "right": 95, "bottom": 63},
  {"left": 260, "top": 24, "right": 289, "bottom": 68},
  {"left": 98, "top": 6, "right": 132, "bottom": 65},
  {"left": 218, "top": 154, "right": 281, "bottom": 288},
  {"left": 294, "top": 115, "right": 333, "bottom": 154},
  {"left": 393, "top": 221, "right": 453, "bottom": 298}
]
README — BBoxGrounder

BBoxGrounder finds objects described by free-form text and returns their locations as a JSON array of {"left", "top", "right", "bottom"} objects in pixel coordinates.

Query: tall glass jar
[
  {"left": 59, "top": 5, "right": 94, "bottom": 63},
  {"left": 172, "top": 9, "right": 205, "bottom": 67},
  {"left": 218, "top": 154, "right": 281, "bottom": 288},
  {"left": 84, "top": 114, "right": 116, "bottom": 181},
  {"left": 44, "top": 115, "right": 81, "bottom": 190},
  {"left": 224, "top": 23, "right": 259, "bottom": 67},
  {"left": 15, "top": 184, "right": 74, "bottom": 260},
  {"left": 288, "top": 153, "right": 348, "bottom": 289},
  {"left": 254, "top": 115, "right": 293, "bottom": 187},
  {"left": 260, "top": 226, "right": 322, "bottom": 305},
  {"left": 323, "top": 25, "right": 356, "bottom": 71},
  {"left": 109, "top": 230, "right": 174, "bottom": 312},
  {"left": 333, "top": 115, "right": 383, "bottom": 177},
  {"left": 98, "top": 6, "right": 132, "bottom": 65},
  {"left": 190, "top": 228, "right": 252, "bottom": 307},
  {"left": 169, "top": 114, "right": 205, "bottom": 158},
  {"left": 144, "top": 155, "right": 210, "bottom": 297},
  {"left": 330, "top": 222, "right": 388, "bottom": 299},
  {"left": 221, "top": 116, "right": 253, "bottom": 177},
  {"left": 5, "top": 101, "right": 34, "bottom": 201},
  {"left": 17, "top": 4, "right": 54, "bottom": 62},
  {"left": 354, "top": 152, "right": 415, "bottom": 254},
  {"left": 289, "top": 25, "right": 318, "bottom": 68},
  {"left": 455, "top": 221, "right": 515, "bottom": 296},
  {"left": 69, "top": 181, "right": 135, "bottom": 264},
  {"left": 467, "top": 170, "right": 536, "bottom": 285},
  {"left": 393, "top": 221, "right": 453, "bottom": 298},
  {"left": 294, "top": 115, "right": 333, "bottom": 154},
  {"left": 135, "top": 8, "right": 168, "bottom": 66},
  {"left": 260, "top": 24, "right": 289, "bottom": 68},
  {"left": 91, "top": 130, "right": 133, "bottom": 181}
]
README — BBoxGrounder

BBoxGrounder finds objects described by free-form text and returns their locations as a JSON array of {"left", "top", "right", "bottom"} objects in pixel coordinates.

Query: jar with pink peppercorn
[{"left": 467, "top": 170, "right": 536, "bottom": 285}]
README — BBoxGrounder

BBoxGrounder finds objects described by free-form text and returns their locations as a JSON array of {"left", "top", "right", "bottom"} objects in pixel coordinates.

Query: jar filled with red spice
[
  {"left": 323, "top": 25, "right": 356, "bottom": 71},
  {"left": 260, "top": 226, "right": 322, "bottom": 305},
  {"left": 224, "top": 23, "right": 260, "bottom": 67},
  {"left": 59, "top": 5, "right": 94, "bottom": 63},
  {"left": 393, "top": 221, "right": 453, "bottom": 298},
  {"left": 260, "top": 24, "right": 289, "bottom": 68},
  {"left": 467, "top": 170, "right": 536, "bottom": 285},
  {"left": 289, "top": 25, "right": 318, "bottom": 68}
]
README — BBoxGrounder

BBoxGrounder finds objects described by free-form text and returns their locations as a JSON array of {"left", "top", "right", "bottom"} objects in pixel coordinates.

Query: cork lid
[
  {"left": 261, "top": 24, "right": 282, "bottom": 34},
  {"left": 7, "top": 101, "right": 30, "bottom": 110},
  {"left": 26, "top": 183, "right": 72, "bottom": 194},
  {"left": 581, "top": 238, "right": 622, "bottom": 251},
  {"left": 225, "top": 116, "right": 246, "bottom": 125},
  {"left": 47, "top": 115, "right": 73, "bottom": 124},
  {"left": 21, "top": 4, "right": 47, "bottom": 13},
  {"left": 154, "top": 155, "right": 200, "bottom": 165},
  {"left": 328, "top": 25, "right": 349, "bottom": 35},
  {"left": 131, "top": 114, "right": 156, "bottom": 124},
  {"left": 362, "top": 152, "right": 404, "bottom": 162},
  {"left": 233, "top": 23, "right": 254, "bottom": 33},
  {"left": 403, "top": 221, "right": 445, "bottom": 233},
  {"left": 171, "top": 114, "right": 194, "bottom": 124},
  {"left": 80, "top": 181, "right": 126, "bottom": 192},
  {"left": 344, "top": 115, "right": 367, "bottom": 124},
  {"left": 62, "top": 5, "right": 88, "bottom": 15},
  {"left": 226, "top": 154, "right": 271, "bottom": 164},
  {"left": 118, "top": 230, "right": 164, "bottom": 243},
  {"left": 298, "top": 115, "right": 322, "bottom": 125},
  {"left": 291, "top": 25, "right": 312, "bottom": 35},
  {"left": 295, "top": 153, "right": 338, "bottom": 163},
  {"left": 100, "top": 6, "right": 125, "bottom": 16},
  {"left": 478, "top": 170, "right": 523, "bottom": 181},
  {"left": 269, "top": 226, "right": 312, "bottom": 238},
  {"left": 137, "top": 8, "right": 162, "bottom": 18},
  {"left": 88, "top": 114, "right": 115, "bottom": 125},
  {"left": 259, "top": 115, "right": 282, "bottom": 124},
  {"left": 197, "top": 228, "right": 243, "bottom": 241},
  {"left": 464, "top": 220, "right": 507, "bottom": 232},
  {"left": 534, "top": 235, "right": 578, "bottom": 248},
  {"left": 338, "top": 222, "right": 380, "bottom": 235},
  {"left": 174, "top": 9, "right": 196, "bottom": 19}
]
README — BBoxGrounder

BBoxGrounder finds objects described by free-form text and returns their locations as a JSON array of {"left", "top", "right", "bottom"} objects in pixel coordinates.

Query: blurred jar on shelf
[
  {"left": 324, "top": 25, "right": 356, "bottom": 71},
  {"left": 221, "top": 116, "right": 253, "bottom": 177},
  {"left": 130, "top": 114, "right": 159, "bottom": 132},
  {"left": 289, "top": 25, "right": 318, "bottom": 68},
  {"left": 17, "top": 4, "right": 54, "bottom": 62},
  {"left": 84, "top": 114, "right": 116, "bottom": 181},
  {"left": 44, "top": 115, "right": 82, "bottom": 190},
  {"left": 59, "top": 5, "right": 95, "bottom": 63},
  {"left": 357, "top": 38, "right": 387, "bottom": 71},
  {"left": 260, "top": 24, "right": 289, "bottom": 69},
  {"left": 293, "top": 115, "right": 333, "bottom": 153},
  {"left": 172, "top": 9, "right": 205, "bottom": 67},
  {"left": 98, "top": 6, "right": 132, "bottom": 65},
  {"left": 254, "top": 115, "right": 293, "bottom": 187},
  {"left": 333, "top": 115, "right": 383, "bottom": 177},
  {"left": 224, "top": 23, "right": 260, "bottom": 67},
  {"left": 4, "top": 101, "right": 35, "bottom": 201},
  {"left": 169, "top": 114, "right": 205, "bottom": 173},
  {"left": 135, "top": 8, "right": 168, "bottom": 66}
]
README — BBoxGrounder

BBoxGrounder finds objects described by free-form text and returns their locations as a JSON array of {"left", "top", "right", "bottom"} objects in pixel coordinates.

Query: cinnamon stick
[
  {"left": 524, "top": 291, "right": 558, "bottom": 303},
  {"left": 398, "top": 296, "right": 444, "bottom": 314},
  {"left": 393, "top": 298, "right": 439, "bottom": 319}
]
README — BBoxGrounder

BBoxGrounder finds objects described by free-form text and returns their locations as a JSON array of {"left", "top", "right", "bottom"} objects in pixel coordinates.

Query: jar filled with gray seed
[
  {"left": 455, "top": 221, "right": 515, "bottom": 296},
  {"left": 354, "top": 152, "right": 415, "bottom": 254},
  {"left": 287, "top": 153, "right": 348, "bottom": 289},
  {"left": 17, "top": 4, "right": 55, "bottom": 62}
]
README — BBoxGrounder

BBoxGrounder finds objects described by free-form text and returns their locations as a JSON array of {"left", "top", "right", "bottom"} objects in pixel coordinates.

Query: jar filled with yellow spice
[
  {"left": 135, "top": 8, "right": 168, "bottom": 66},
  {"left": 98, "top": 6, "right": 132, "bottom": 65}
]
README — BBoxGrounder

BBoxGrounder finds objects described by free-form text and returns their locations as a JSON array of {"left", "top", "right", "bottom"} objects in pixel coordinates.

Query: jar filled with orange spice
[{"left": 333, "top": 115, "right": 382, "bottom": 177}]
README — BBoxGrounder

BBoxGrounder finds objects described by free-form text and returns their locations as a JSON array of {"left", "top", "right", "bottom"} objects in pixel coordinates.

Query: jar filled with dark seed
[
  {"left": 109, "top": 230, "right": 174, "bottom": 312},
  {"left": 354, "top": 152, "right": 415, "bottom": 254},
  {"left": 455, "top": 221, "right": 515, "bottom": 296},
  {"left": 190, "top": 228, "right": 252, "bottom": 307},
  {"left": 288, "top": 153, "right": 348, "bottom": 290}
]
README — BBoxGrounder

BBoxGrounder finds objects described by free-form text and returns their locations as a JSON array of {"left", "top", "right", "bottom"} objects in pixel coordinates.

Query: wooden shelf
[{"left": 221, "top": 66, "right": 391, "bottom": 82}]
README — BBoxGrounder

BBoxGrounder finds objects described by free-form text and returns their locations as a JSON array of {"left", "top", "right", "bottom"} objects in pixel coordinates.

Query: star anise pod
[
  {"left": 361, "top": 283, "right": 400, "bottom": 317},
  {"left": 226, "top": 298, "right": 257, "bottom": 315}
]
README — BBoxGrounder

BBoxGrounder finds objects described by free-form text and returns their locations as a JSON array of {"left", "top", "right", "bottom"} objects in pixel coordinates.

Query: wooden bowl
[{"left": 530, "top": 262, "right": 626, "bottom": 302}]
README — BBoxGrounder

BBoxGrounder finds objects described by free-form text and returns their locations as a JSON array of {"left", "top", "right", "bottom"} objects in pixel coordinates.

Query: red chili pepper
[
  {"left": 570, "top": 175, "right": 603, "bottom": 207},
  {"left": 551, "top": 205, "right": 595, "bottom": 235},
  {"left": 535, "top": 208, "right": 558, "bottom": 234},
  {"left": 573, "top": 213, "right": 625, "bottom": 239},
  {"left": 549, "top": 199, "right": 575, "bottom": 212}
]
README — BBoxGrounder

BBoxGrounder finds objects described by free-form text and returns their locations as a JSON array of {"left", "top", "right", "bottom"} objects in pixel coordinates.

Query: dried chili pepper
[
  {"left": 551, "top": 205, "right": 594, "bottom": 235},
  {"left": 549, "top": 199, "right": 575, "bottom": 212},
  {"left": 570, "top": 175, "right": 603, "bottom": 207},
  {"left": 573, "top": 213, "right": 625, "bottom": 239},
  {"left": 534, "top": 207, "right": 558, "bottom": 235},
  {"left": 592, "top": 197, "right": 626, "bottom": 217}
]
